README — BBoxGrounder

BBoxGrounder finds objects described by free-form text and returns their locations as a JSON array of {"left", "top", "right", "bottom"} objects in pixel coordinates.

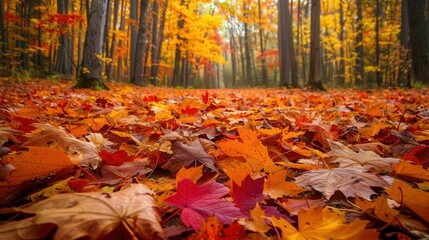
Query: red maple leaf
[
  {"left": 231, "top": 175, "right": 264, "bottom": 214},
  {"left": 164, "top": 178, "right": 244, "bottom": 231},
  {"left": 232, "top": 175, "right": 286, "bottom": 220},
  {"left": 403, "top": 145, "right": 429, "bottom": 167},
  {"left": 67, "top": 179, "right": 89, "bottom": 192},
  {"left": 100, "top": 150, "right": 135, "bottom": 166},
  {"left": 202, "top": 91, "right": 209, "bottom": 104},
  {"left": 181, "top": 106, "right": 199, "bottom": 115}
]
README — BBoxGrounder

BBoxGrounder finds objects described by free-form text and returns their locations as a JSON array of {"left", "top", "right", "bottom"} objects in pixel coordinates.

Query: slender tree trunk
[
  {"left": 257, "top": 0, "right": 268, "bottom": 86},
  {"left": 151, "top": 0, "right": 167, "bottom": 86},
  {"left": 116, "top": 0, "right": 125, "bottom": 81},
  {"left": 243, "top": 0, "right": 253, "bottom": 86},
  {"left": 355, "top": 0, "right": 364, "bottom": 86},
  {"left": 132, "top": 0, "right": 150, "bottom": 85},
  {"left": 287, "top": 1, "right": 298, "bottom": 87},
  {"left": 56, "top": 0, "right": 73, "bottom": 79},
  {"left": 278, "top": 0, "right": 291, "bottom": 87},
  {"left": 75, "top": 0, "right": 108, "bottom": 89},
  {"left": 308, "top": 0, "right": 324, "bottom": 90},
  {"left": 0, "top": 0, "right": 6, "bottom": 55},
  {"left": 130, "top": 0, "right": 138, "bottom": 82},
  {"left": 375, "top": 0, "right": 382, "bottom": 87},
  {"left": 106, "top": 0, "right": 119, "bottom": 80},
  {"left": 230, "top": 29, "right": 238, "bottom": 87},
  {"left": 338, "top": 0, "right": 345, "bottom": 86},
  {"left": 407, "top": 0, "right": 429, "bottom": 84},
  {"left": 172, "top": 0, "right": 185, "bottom": 87},
  {"left": 149, "top": 1, "right": 159, "bottom": 85}
]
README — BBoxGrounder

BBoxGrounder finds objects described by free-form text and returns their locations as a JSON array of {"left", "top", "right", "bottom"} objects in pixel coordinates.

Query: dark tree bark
[
  {"left": 308, "top": 0, "right": 324, "bottom": 90},
  {"left": 338, "top": 0, "right": 345, "bottom": 86},
  {"left": 75, "top": 0, "right": 109, "bottom": 89},
  {"left": 0, "top": 0, "right": 6, "bottom": 55},
  {"left": 131, "top": 0, "right": 150, "bottom": 85},
  {"left": 286, "top": 1, "right": 298, "bottom": 87},
  {"left": 407, "top": 0, "right": 429, "bottom": 84},
  {"left": 278, "top": 0, "right": 291, "bottom": 87},
  {"left": 151, "top": 0, "right": 167, "bottom": 85}
]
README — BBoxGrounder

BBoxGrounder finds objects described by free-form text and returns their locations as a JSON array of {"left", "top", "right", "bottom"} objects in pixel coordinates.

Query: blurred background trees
[{"left": 0, "top": 0, "right": 427, "bottom": 88}]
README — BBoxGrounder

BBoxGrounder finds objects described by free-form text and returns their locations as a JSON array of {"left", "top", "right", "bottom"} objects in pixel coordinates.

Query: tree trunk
[
  {"left": 75, "top": 0, "right": 109, "bottom": 89},
  {"left": 0, "top": 0, "right": 6, "bottom": 55},
  {"left": 397, "top": 0, "right": 411, "bottom": 87},
  {"left": 257, "top": 0, "right": 268, "bottom": 86},
  {"left": 151, "top": 0, "right": 167, "bottom": 86},
  {"left": 355, "top": 0, "right": 364, "bottom": 86},
  {"left": 278, "top": 0, "right": 291, "bottom": 87},
  {"left": 375, "top": 0, "right": 382, "bottom": 87},
  {"left": 407, "top": 0, "right": 429, "bottom": 84},
  {"left": 286, "top": 1, "right": 298, "bottom": 87},
  {"left": 308, "top": 0, "right": 324, "bottom": 90},
  {"left": 130, "top": 0, "right": 138, "bottom": 82},
  {"left": 131, "top": 0, "right": 150, "bottom": 85},
  {"left": 230, "top": 29, "right": 238, "bottom": 87},
  {"left": 338, "top": 0, "right": 345, "bottom": 86},
  {"left": 106, "top": 0, "right": 119, "bottom": 80},
  {"left": 56, "top": 0, "right": 73, "bottom": 79}
]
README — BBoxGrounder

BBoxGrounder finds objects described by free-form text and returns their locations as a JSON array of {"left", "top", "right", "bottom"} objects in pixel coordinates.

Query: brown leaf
[
  {"left": 0, "top": 184, "right": 165, "bottom": 240},
  {"left": 295, "top": 167, "right": 389, "bottom": 200},
  {"left": 162, "top": 139, "right": 218, "bottom": 174}
]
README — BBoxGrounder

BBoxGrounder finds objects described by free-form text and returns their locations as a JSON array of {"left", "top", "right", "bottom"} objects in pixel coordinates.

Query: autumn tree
[
  {"left": 131, "top": 0, "right": 150, "bottom": 85},
  {"left": 75, "top": 0, "right": 109, "bottom": 89}
]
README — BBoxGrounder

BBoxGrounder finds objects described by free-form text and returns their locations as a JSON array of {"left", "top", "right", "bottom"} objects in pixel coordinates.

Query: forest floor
[{"left": 0, "top": 79, "right": 429, "bottom": 239}]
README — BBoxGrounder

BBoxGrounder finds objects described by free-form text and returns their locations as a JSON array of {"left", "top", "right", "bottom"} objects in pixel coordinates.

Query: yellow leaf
[
  {"left": 176, "top": 165, "right": 204, "bottom": 187},
  {"left": 239, "top": 203, "right": 270, "bottom": 233},
  {"left": 270, "top": 206, "right": 379, "bottom": 240}
]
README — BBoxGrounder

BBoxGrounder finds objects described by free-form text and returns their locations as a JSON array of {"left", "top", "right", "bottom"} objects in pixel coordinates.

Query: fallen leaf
[
  {"left": 231, "top": 175, "right": 265, "bottom": 214},
  {"left": 295, "top": 167, "right": 389, "bottom": 200},
  {"left": 393, "top": 160, "right": 429, "bottom": 181},
  {"left": 23, "top": 123, "right": 101, "bottom": 168},
  {"left": 402, "top": 145, "right": 429, "bottom": 167},
  {"left": 0, "top": 184, "right": 164, "bottom": 239},
  {"left": 385, "top": 180, "right": 429, "bottom": 224},
  {"left": 0, "top": 146, "right": 75, "bottom": 200},
  {"left": 164, "top": 178, "right": 243, "bottom": 231},
  {"left": 162, "top": 139, "right": 218, "bottom": 174},
  {"left": 97, "top": 159, "right": 151, "bottom": 185},
  {"left": 264, "top": 169, "right": 305, "bottom": 199},
  {"left": 355, "top": 195, "right": 399, "bottom": 224},
  {"left": 328, "top": 140, "right": 399, "bottom": 173},
  {"left": 100, "top": 149, "right": 135, "bottom": 166},
  {"left": 277, "top": 198, "right": 326, "bottom": 216},
  {"left": 270, "top": 206, "right": 379, "bottom": 239},
  {"left": 175, "top": 165, "right": 204, "bottom": 187},
  {"left": 238, "top": 203, "right": 270, "bottom": 233},
  {"left": 218, "top": 128, "right": 274, "bottom": 173}
]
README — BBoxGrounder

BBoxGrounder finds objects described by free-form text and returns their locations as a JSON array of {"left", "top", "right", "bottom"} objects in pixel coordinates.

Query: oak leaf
[
  {"left": 328, "top": 140, "right": 399, "bottom": 173},
  {"left": 162, "top": 139, "right": 218, "bottom": 174},
  {"left": 164, "top": 178, "right": 244, "bottom": 231},
  {"left": 0, "top": 184, "right": 164, "bottom": 240},
  {"left": 295, "top": 167, "right": 389, "bottom": 200},
  {"left": 269, "top": 206, "right": 379, "bottom": 239}
]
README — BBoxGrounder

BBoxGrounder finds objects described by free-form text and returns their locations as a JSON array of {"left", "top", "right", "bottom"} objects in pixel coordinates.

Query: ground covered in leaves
[{"left": 0, "top": 80, "right": 429, "bottom": 240}]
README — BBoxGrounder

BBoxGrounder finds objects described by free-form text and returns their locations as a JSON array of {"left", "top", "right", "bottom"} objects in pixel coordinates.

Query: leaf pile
[{"left": 1, "top": 80, "right": 429, "bottom": 239}]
